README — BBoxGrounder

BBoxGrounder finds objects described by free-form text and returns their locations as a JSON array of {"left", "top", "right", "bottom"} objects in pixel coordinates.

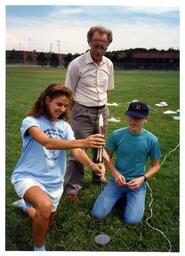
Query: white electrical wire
[
  {"left": 160, "top": 143, "right": 180, "bottom": 167},
  {"left": 145, "top": 142, "right": 179, "bottom": 252},
  {"left": 146, "top": 182, "right": 172, "bottom": 252}
]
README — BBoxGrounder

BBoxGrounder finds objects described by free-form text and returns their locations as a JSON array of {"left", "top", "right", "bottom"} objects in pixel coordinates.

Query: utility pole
[
  {"left": 28, "top": 38, "right": 31, "bottom": 51},
  {"left": 50, "top": 43, "right": 53, "bottom": 53},
  {"left": 56, "top": 40, "right": 60, "bottom": 54},
  {"left": 19, "top": 42, "right": 22, "bottom": 51},
  {"left": 56, "top": 40, "right": 61, "bottom": 65}
]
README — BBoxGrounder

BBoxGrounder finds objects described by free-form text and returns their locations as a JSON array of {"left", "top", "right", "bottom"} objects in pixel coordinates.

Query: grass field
[{"left": 6, "top": 67, "right": 179, "bottom": 252}]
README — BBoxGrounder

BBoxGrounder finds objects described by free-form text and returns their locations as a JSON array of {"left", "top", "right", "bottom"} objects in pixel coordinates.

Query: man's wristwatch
[{"left": 143, "top": 175, "right": 147, "bottom": 182}]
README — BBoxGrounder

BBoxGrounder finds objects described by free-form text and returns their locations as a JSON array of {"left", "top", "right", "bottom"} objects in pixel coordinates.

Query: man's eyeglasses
[{"left": 90, "top": 43, "right": 108, "bottom": 51}]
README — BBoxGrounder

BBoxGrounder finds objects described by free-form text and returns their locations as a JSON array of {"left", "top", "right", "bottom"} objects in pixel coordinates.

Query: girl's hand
[
  {"left": 91, "top": 163, "right": 105, "bottom": 177},
  {"left": 83, "top": 134, "right": 105, "bottom": 148},
  {"left": 126, "top": 176, "right": 145, "bottom": 189}
]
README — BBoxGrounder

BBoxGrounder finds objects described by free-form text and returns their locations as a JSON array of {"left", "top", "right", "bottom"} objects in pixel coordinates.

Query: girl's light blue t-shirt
[
  {"left": 106, "top": 127, "right": 161, "bottom": 181},
  {"left": 11, "top": 116, "right": 75, "bottom": 191}
]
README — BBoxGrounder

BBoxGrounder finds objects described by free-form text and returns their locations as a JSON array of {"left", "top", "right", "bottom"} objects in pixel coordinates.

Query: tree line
[{"left": 6, "top": 47, "right": 179, "bottom": 70}]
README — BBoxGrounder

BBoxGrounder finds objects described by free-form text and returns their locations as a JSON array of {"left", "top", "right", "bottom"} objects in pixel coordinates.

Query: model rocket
[{"left": 97, "top": 114, "right": 104, "bottom": 163}]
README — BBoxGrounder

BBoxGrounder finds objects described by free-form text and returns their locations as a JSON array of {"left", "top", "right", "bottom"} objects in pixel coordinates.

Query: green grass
[{"left": 6, "top": 67, "right": 179, "bottom": 252}]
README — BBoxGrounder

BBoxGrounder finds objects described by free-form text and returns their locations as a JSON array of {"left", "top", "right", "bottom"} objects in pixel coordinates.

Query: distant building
[
  {"left": 115, "top": 50, "right": 179, "bottom": 70},
  {"left": 6, "top": 50, "right": 65, "bottom": 65}
]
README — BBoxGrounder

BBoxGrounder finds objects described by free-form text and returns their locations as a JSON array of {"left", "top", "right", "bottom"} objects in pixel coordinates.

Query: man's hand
[{"left": 91, "top": 163, "right": 105, "bottom": 177}]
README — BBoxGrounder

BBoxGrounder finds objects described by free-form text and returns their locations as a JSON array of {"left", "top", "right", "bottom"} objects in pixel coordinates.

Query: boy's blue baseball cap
[{"left": 125, "top": 101, "right": 149, "bottom": 118}]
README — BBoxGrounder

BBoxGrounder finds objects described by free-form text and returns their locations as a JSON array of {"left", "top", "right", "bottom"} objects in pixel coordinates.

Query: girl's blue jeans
[{"left": 91, "top": 179, "right": 146, "bottom": 224}]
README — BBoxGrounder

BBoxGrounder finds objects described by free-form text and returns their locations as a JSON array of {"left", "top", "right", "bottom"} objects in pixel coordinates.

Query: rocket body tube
[{"left": 97, "top": 114, "right": 104, "bottom": 164}]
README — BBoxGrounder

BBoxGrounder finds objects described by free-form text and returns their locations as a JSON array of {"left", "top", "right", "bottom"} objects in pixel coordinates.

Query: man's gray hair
[{"left": 87, "top": 26, "right": 113, "bottom": 45}]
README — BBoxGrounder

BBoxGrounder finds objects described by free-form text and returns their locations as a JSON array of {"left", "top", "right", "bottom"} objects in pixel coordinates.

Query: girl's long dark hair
[{"left": 27, "top": 83, "right": 73, "bottom": 122}]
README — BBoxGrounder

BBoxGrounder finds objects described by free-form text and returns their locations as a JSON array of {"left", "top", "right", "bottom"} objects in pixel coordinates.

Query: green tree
[
  {"left": 49, "top": 53, "right": 59, "bottom": 68},
  {"left": 26, "top": 52, "right": 33, "bottom": 63},
  {"left": 63, "top": 53, "right": 73, "bottom": 68},
  {"left": 37, "top": 52, "right": 48, "bottom": 66}
]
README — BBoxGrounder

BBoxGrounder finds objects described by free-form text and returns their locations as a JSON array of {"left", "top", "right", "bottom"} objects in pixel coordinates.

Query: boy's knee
[
  {"left": 91, "top": 209, "right": 107, "bottom": 220},
  {"left": 124, "top": 216, "right": 143, "bottom": 225}
]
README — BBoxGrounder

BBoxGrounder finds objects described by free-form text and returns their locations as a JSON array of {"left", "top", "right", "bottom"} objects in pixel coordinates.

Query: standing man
[{"left": 65, "top": 26, "right": 114, "bottom": 202}]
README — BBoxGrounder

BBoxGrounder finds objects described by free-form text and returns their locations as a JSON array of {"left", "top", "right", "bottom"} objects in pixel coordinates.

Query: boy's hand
[
  {"left": 126, "top": 176, "right": 145, "bottom": 189},
  {"left": 113, "top": 171, "right": 126, "bottom": 186}
]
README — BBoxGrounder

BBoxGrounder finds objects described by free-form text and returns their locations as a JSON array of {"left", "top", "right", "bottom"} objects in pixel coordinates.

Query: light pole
[
  {"left": 56, "top": 40, "right": 60, "bottom": 54},
  {"left": 56, "top": 40, "right": 61, "bottom": 65},
  {"left": 28, "top": 38, "right": 31, "bottom": 51},
  {"left": 50, "top": 43, "right": 53, "bottom": 53}
]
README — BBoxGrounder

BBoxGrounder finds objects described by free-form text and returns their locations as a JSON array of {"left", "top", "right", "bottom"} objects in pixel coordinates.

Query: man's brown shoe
[{"left": 67, "top": 194, "right": 80, "bottom": 202}]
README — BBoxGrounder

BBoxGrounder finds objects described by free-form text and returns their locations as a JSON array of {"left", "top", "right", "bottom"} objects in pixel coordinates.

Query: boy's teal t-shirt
[{"left": 106, "top": 127, "right": 161, "bottom": 181}]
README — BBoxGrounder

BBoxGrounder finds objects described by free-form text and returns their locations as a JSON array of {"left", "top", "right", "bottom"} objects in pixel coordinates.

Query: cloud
[
  {"left": 119, "top": 5, "right": 179, "bottom": 14},
  {"left": 49, "top": 6, "right": 84, "bottom": 17},
  {"left": 6, "top": 5, "right": 179, "bottom": 53},
  {"left": 110, "top": 22, "right": 179, "bottom": 51},
  {"left": 46, "top": 6, "right": 179, "bottom": 26}
]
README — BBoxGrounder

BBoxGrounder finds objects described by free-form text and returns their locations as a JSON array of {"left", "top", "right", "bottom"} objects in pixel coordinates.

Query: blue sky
[{"left": 6, "top": 5, "right": 179, "bottom": 54}]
